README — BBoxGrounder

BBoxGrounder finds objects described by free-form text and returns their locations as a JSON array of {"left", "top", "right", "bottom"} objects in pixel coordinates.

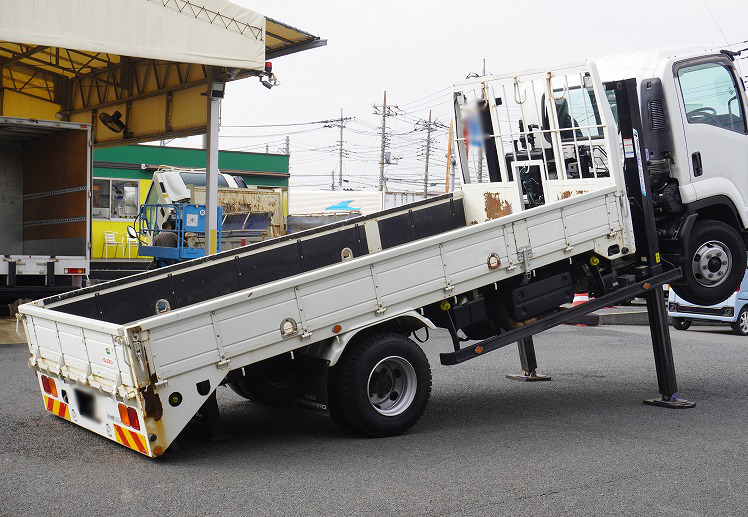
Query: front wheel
[
  {"left": 731, "top": 307, "right": 748, "bottom": 336},
  {"left": 671, "top": 220, "right": 746, "bottom": 306},
  {"left": 329, "top": 332, "right": 431, "bottom": 437},
  {"left": 672, "top": 317, "right": 691, "bottom": 331}
]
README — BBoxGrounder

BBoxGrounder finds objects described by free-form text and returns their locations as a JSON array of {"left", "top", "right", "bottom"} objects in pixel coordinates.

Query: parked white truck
[
  {"left": 19, "top": 47, "right": 748, "bottom": 457},
  {"left": 0, "top": 117, "right": 90, "bottom": 307}
]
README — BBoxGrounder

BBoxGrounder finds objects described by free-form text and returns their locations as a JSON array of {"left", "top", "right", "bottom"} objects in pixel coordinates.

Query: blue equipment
[{"left": 135, "top": 203, "right": 223, "bottom": 263}]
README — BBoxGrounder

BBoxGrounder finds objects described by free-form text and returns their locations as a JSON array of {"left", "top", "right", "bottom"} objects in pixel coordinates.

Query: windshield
[{"left": 179, "top": 172, "right": 230, "bottom": 188}]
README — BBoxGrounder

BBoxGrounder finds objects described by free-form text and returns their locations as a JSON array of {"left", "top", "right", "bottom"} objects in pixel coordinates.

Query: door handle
[{"left": 692, "top": 151, "right": 703, "bottom": 177}]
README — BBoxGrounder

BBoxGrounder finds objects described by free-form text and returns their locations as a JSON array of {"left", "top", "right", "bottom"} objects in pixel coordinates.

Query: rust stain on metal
[
  {"left": 557, "top": 190, "right": 587, "bottom": 201},
  {"left": 484, "top": 192, "right": 512, "bottom": 220},
  {"left": 141, "top": 373, "right": 164, "bottom": 421}
]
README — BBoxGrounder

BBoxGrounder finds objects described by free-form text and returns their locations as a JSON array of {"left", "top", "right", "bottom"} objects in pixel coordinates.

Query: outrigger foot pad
[
  {"left": 506, "top": 370, "right": 552, "bottom": 382},
  {"left": 643, "top": 394, "right": 696, "bottom": 409}
]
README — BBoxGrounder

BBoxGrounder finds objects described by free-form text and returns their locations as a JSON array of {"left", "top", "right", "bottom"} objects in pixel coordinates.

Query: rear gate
[{"left": 23, "top": 310, "right": 153, "bottom": 456}]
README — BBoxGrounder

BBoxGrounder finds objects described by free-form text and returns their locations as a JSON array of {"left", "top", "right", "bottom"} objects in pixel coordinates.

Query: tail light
[
  {"left": 41, "top": 375, "right": 58, "bottom": 397},
  {"left": 118, "top": 403, "right": 131, "bottom": 427},
  {"left": 64, "top": 268, "right": 86, "bottom": 274},
  {"left": 118, "top": 403, "right": 140, "bottom": 430},
  {"left": 127, "top": 407, "right": 140, "bottom": 430}
]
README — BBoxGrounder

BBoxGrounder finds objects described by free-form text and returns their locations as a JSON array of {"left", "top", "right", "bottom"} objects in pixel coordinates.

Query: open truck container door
[{"left": 0, "top": 117, "right": 91, "bottom": 303}]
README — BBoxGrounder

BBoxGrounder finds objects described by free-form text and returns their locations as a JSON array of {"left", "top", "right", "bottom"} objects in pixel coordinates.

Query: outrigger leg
[
  {"left": 642, "top": 286, "right": 695, "bottom": 409},
  {"left": 506, "top": 336, "right": 551, "bottom": 381}
]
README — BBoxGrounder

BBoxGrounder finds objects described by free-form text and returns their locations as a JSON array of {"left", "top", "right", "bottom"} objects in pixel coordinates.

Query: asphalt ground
[{"left": 2, "top": 324, "right": 748, "bottom": 516}]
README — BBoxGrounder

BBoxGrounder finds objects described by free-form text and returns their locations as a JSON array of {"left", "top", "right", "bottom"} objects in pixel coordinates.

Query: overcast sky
[{"left": 178, "top": 0, "right": 748, "bottom": 192}]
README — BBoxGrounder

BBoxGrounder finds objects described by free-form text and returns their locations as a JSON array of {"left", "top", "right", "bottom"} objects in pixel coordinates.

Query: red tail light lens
[
  {"left": 64, "top": 268, "right": 86, "bottom": 274},
  {"left": 127, "top": 407, "right": 140, "bottom": 430},
  {"left": 118, "top": 403, "right": 131, "bottom": 427},
  {"left": 41, "top": 375, "right": 57, "bottom": 397}
]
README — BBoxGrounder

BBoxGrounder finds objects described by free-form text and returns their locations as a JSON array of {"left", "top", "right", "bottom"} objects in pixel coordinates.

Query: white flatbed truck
[{"left": 19, "top": 48, "right": 748, "bottom": 457}]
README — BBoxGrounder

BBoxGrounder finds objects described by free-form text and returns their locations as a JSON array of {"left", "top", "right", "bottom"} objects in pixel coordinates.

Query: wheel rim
[
  {"left": 367, "top": 356, "right": 417, "bottom": 417},
  {"left": 691, "top": 240, "right": 732, "bottom": 288},
  {"left": 740, "top": 311, "right": 748, "bottom": 333}
]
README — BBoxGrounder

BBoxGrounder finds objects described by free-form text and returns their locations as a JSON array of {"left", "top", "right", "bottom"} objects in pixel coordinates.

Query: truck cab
[
  {"left": 600, "top": 46, "right": 748, "bottom": 306},
  {"left": 455, "top": 46, "right": 748, "bottom": 306},
  {"left": 144, "top": 167, "right": 245, "bottom": 206}
]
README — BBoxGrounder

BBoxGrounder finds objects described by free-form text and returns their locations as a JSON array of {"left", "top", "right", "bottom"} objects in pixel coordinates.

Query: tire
[
  {"left": 329, "top": 332, "right": 431, "bottom": 437},
  {"left": 671, "top": 317, "right": 691, "bottom": 331},
  {"left": 731, "top": 307, "right": 748, "bottom": 336},
  {"left": 227, "top": 353, "right": 297, "bottom": 406},
  {"left": 671, "top": 219, "right": 746, "bottom": 306}
]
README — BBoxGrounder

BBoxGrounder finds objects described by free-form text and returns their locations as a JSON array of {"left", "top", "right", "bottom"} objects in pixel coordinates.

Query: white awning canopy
[
  {"left": 0, "top": 0, "right": 267, "bottom": 70},
  {"left": 0, "top": 0, "right": 325, "bottom": 144}
]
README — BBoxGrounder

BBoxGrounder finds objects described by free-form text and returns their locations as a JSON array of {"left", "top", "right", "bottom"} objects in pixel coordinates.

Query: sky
[{"left": 176, "top": 0, "right": 748, "bottom": 192}]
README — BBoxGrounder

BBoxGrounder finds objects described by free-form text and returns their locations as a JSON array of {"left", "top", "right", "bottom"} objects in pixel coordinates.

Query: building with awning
[
  {"left": 0, "top": 0, "right": 325, "bottom": 254},
  {"left": 0, "top": 0, "right": 325, "bottom": 144}
]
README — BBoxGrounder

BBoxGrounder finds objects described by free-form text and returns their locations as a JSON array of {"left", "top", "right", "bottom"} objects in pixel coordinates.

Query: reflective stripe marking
[
  {"left": 113, "top": 423, "right": 148, "bottom": 455},
  {"left": 43, "top": 395, "right": 70, "bottom": 421}
]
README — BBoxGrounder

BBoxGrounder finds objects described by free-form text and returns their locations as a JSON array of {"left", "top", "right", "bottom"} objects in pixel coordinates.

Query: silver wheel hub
[
  {"left": 367, "top": 356, "right": 417, "bottom": 416},
  {"left": 740, "top": 311, "right": 748, "bottom": 333},
  {"left": 692, "top": 240, "right": 731, "bottom": 288}
]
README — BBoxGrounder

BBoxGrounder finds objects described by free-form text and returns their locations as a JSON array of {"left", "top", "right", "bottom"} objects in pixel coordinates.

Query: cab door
[{"left": 674, "top": 55, "right": 748, "bottom": 214}]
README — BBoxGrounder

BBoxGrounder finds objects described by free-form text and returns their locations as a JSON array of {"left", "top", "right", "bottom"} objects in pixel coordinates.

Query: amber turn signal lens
[
  {"left": 475, "top": 346, "right": 483, "bottom": 354},
  {"left": 332, "top": 324, "right": 342, "bottom": 334},
  {"left": 118, "top": 403, "right": 131, "bottom": 427}
]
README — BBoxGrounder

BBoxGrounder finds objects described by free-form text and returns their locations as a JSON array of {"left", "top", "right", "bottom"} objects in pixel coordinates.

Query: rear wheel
[
  {"left": 731, "top": 307, "right": 748, "bottom": 336},
  {"left": 227, "top": 353, "right": 296, "bottom": 406},
  {"left": 671, "top": 220, "right": 746, "bottom": 306},
  {"left": 671, "top": 317, "right": 691, "bottom": 331},
  {"left": 329, "top": 332, "right": 431, "bottom": 437}
]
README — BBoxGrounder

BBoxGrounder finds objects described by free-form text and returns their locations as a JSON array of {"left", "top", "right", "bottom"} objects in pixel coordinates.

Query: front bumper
[{"left": 668, "top": 302, "right": 735, "bottom": 322}]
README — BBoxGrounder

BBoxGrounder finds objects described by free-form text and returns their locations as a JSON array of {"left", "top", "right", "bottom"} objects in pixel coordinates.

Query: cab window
[{"left": 678, "top": 61, "right": 746, "bottom": 133}]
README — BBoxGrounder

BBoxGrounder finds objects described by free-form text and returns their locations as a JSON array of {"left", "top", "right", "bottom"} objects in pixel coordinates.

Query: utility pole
[
  {"left": 338, "top": 108, "right": 344, "bottom": 189},
  {"left": 331, "top": 169, "right": 336, "bottom": 191},
  {"left": 477, "top": 58, "right": 486, "bottom": 182},
  {"left": 445, "top": 118, "right": 454, "bottom": 193},
  {"left": 373, "top": 91, "right": 397, "bottom": 192},
  {"left": 423, "top": 110, "right": 432, "bottom": 197},
  {"left": 285, "top": 135, "right": 290, "bottom": 155},
  {"left": 265, "top": 144, "right": 269, "bottom": 154}
]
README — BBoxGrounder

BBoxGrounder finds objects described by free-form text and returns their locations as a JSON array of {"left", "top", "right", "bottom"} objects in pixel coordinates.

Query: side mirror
[{"left": 126, "top": 225, "right": 138, "bottom": 240}]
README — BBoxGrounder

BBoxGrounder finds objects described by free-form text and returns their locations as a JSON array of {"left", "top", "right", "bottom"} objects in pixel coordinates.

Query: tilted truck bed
[{"left": 19, "top": 60, "right": 634, "bottom": 457}]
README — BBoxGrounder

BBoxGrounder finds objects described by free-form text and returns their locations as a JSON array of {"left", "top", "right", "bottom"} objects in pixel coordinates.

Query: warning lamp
[
  {"left": 41, "top": 375, "right": 57, "bottom": 397},
  {"left": 332, "top": 324, "right": 342, "bottom": 334},
  {"left": 589, "top": 256, "right": 600, "bottom": 267},
  {"left": 440, "top": 300, "right": 451, "bottom": 311},
  {"left": 265, "top": 61, "right": 272, "bottom": 74}
]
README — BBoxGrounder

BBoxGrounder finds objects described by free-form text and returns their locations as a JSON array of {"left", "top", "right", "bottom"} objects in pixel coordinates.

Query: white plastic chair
[
  {"left": 125, "top": 236, "right": 139, "bottom": 258},
  {"left": 102, "top": 231, "right": 123, "bottom": 258}
]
